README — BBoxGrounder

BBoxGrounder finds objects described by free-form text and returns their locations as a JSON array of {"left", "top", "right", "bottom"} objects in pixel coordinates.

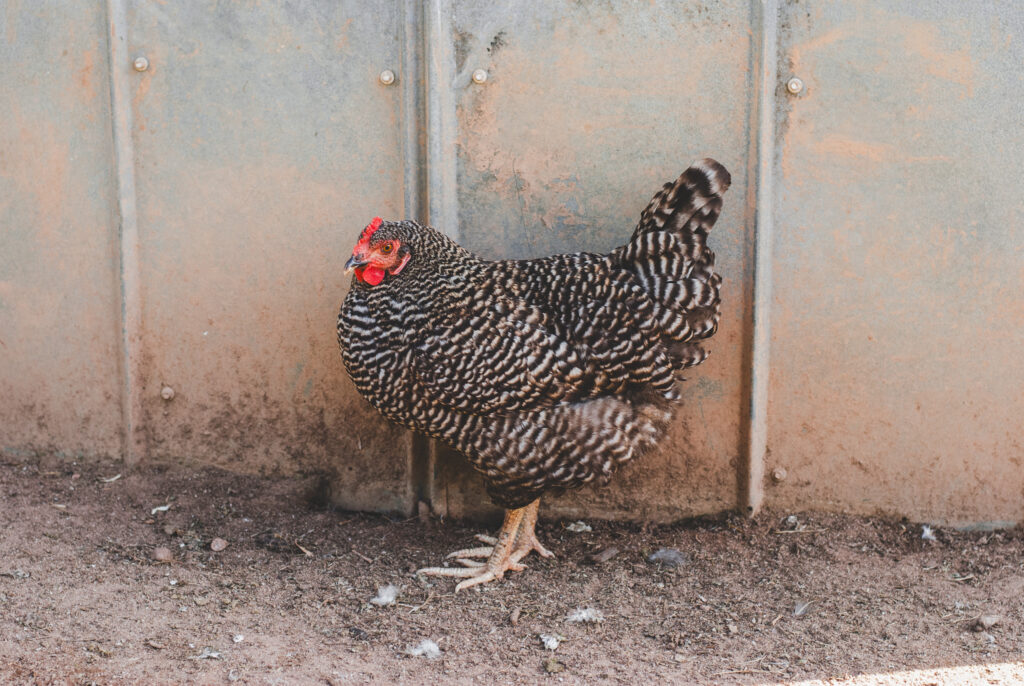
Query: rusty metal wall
[
  {"left": 1, "top": 1, "right": 1021, "bottom": 526},
  {"left": 122, "top": 2, "right": 413, "bottom": 512},
  {"left": 1, "top": 2, "right": 124, "bottom": 462},
  {"left": 767, "top": 1, "right": 1024, "bottom": 528}
]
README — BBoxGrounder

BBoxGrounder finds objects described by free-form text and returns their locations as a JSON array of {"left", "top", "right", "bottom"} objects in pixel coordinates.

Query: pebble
[
  {"left": 545, "top": 658, "right": 565, "bottom": 673},
  {"left": 210, "top": 537, "right": 229, "bottom": 552},
  {"left": 153, "top": 547, "right": 173, "bottom": 562},
  {"left": 586, "top": 546, "right": 620, "bottom": 564},
  {"left": 974, "top": 614, "right": 1000, "bottom": 631}
]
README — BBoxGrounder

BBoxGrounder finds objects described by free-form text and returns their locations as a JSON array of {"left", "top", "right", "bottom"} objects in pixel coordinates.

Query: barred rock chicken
[{"left": 338, "top": 159, "right": 730, "bottom": 590}]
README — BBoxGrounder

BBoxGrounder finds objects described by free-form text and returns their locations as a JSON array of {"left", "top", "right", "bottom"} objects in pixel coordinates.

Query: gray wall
[{"left": 1, "top": 1, "right": 1021, "bottom": 527}]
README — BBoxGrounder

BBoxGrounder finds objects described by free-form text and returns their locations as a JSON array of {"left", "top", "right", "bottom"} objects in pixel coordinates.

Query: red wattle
[{"left": 361, "top": 265, "right": 385, "bottom": 286}]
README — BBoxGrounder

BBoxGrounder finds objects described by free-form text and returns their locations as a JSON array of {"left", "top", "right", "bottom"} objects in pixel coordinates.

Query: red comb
[{"left": 361, "top": 216, "right": 383, "bottom": 239}]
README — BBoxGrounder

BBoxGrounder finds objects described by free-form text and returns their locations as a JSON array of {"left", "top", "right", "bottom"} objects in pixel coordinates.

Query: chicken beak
[{"left": 344, "top": 254, "right": 368, "bottom": 273}]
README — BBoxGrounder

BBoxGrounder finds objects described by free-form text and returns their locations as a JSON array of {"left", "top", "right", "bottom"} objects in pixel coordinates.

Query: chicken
[{"left": 337, "top": 159, "right": 730, "bottom": 590}]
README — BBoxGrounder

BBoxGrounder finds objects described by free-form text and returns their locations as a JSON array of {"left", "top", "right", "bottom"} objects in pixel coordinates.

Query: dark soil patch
[{"left": 1, "top": 461, "right": 1021, "bottom": 684}]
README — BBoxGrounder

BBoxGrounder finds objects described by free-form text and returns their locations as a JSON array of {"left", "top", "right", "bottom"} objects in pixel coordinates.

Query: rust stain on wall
[{"left": 903, "top": 21, "right": 977, "bottom": 96}]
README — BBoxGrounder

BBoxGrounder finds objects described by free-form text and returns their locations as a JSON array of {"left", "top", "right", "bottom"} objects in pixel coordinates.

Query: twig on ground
[
  {"left": 770, "top": 528, "right": 827, "bottom": 534},
  {"left": 948, "top": 613, "right": 983, "bottom": 624},
  {"left": 410, "top": 593, "right": 435, "bottom": 613}
]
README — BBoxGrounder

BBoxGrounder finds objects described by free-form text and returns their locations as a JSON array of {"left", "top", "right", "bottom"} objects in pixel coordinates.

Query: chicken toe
[{"left": 416, "top": 500, "right": 554, "bottom": 591}]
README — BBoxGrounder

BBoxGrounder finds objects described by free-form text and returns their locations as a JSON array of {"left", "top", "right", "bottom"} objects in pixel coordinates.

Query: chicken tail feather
[{"left": 613, "top": 159, "right": 730, "bottom": 364}]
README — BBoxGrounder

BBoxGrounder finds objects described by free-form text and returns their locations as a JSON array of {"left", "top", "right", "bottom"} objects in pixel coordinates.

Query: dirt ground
[{"left": 1, "top": 460, "right": 1021, "bottom": 685}]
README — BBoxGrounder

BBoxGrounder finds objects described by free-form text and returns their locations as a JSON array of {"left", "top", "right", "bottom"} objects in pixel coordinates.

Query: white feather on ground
[
  {"left": 566, "top": 608, "right": 605, "bottom": 623},
  {"left": 539, "top": 634, "right": 562, "bottom": 650},
  {"left": 370, "top": 584, "right": 399, "bottom": 606},
  {"left": 405, "top": 639, "right": 441, "bottom": 659}
]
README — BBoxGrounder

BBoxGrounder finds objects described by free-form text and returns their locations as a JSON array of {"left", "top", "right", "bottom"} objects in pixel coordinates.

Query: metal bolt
[
  {"left": 378, "top": 69, "right": 395, "bottom": 86},
  {"left": 160, "top": 386, "right": 175, "bottom": 401},
  {"left": 133, "top": 56, "right": 150, "bottom": 72},
  {"left": 471, "top": 68, "right": 488, "bottom": 84},
  {"left": 772, "top": 467, "right": 788, "bottom": 482},
  {"left": 786, "top": 77, "right": 804, "bottom": 95}
]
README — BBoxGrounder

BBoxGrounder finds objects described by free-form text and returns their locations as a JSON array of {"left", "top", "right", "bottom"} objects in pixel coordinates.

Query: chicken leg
[{"left": 417, "top": 499, "right": 553, "bottom": 591}]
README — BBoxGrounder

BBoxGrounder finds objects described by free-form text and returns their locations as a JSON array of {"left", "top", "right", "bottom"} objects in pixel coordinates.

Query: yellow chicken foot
[
  {"left": 417, "top": 506, "right": 526, "bottom": 591},
  {"left": 512, "top": 499, "right": 554, "bottom": 561},
  {"left": 416, "top": 499, "right": 553, "bottom": 591},
  {"left": 447, "top": 500, "right": 552, "bottom": 561},
  {"left": 453, "top": 558, "right": 486, "bottom": 568},
  {"left": 446, "top": 546, "right": 493, "bottom": 560},
  {"left": 443, "top": 533, "right": 502, "bottom": 562}
]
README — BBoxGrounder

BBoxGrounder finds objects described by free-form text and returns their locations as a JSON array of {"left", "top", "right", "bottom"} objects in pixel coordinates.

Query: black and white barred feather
[{"left": 338, "top": 159, "right": 730, "bottom": 508}]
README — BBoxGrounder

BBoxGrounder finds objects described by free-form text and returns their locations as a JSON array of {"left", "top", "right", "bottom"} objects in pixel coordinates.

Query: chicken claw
[{"left": 417, "top": 499, "right": 551, "bottom": 591}]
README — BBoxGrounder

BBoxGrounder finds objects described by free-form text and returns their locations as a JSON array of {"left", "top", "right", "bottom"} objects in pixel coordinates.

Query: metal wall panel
[
  {"left": 2, "top": 1, "right": 1021, "bottom": 526},
  {"left": 429, "top": 0, "right": 758, "bottom": 521},
  {"left": 0, "top": 2, "right": 123, "bottom": 461},
  {"left": 767, "top": 2, "right": 1024, "bottom": 526},
  {"left": 124, "top": 2, "right": 412, "bottom": 511}
]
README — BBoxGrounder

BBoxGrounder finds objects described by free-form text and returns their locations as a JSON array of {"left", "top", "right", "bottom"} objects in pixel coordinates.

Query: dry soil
[{"left": 1, "top": 460, "right": 1021, "bottom": 685}]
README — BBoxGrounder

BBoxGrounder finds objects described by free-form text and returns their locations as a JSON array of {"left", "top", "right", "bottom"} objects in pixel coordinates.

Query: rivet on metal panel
[
  {"left": 133, "top": 56, "right": 149, "bottom": 72},
  {"left": 379, "top": 69, "right": 396, "bottom": 86},
  {"left": 471, "top": 68, "right": 488, "bottom": 85},
  {"left": 772, "top": 467, "right": 788, "bottom": 482},
  {"left": 160, "top": 386, "right": 175, "bottom": 401},
  {"left": 785, "top": 77, "right": 803, "bottom": 95}
]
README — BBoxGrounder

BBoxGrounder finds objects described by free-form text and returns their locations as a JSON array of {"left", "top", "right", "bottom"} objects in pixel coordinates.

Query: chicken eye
[{"left": 380, "top": 243, "right": 394, "bottom": 254}]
